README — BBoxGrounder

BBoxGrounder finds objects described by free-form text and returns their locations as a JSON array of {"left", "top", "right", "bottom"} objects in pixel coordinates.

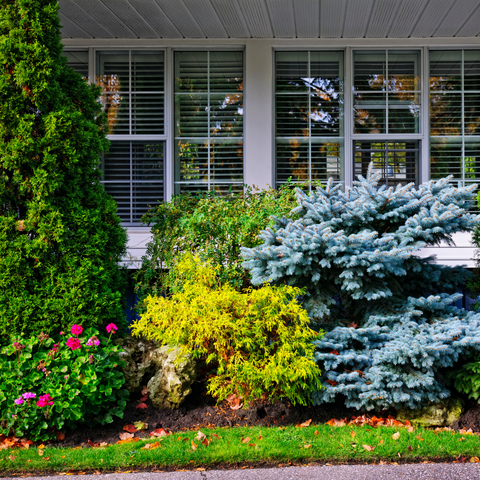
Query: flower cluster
[
  {"left": 86, "top": 336, "right": 100, "bottom": 347},
  {"left": 66, "top": 337, "right": 81, "bottom": 351},
  {"left": 14, "top": 392, "right": 36, "bottom": 405},
  {"left": 36, "top": 394, "right": 54, "bottom": 408},
  {"left": 106, "top": 323, "right": 118, "bottom": 334},
  {"left": 71, "top": 324, "right": 83, "bottom": 336}
]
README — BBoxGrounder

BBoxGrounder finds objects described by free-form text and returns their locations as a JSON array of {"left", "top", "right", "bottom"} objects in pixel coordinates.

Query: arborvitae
[
  {"left": 0, "top": 0, "right": 127, "bottom": 337},
  {"left": 242, "top": 165, "right": 480, "bottom": 410}
]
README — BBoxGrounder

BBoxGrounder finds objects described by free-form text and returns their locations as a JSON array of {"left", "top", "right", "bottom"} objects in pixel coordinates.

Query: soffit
[{"left": 59, "top": 0, "right": 480, "bottom": 39}]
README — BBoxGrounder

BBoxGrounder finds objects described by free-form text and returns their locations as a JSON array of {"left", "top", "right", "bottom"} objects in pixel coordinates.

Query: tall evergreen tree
[{"left": 0, "top": 0, "right": 127, "bottom": 336}]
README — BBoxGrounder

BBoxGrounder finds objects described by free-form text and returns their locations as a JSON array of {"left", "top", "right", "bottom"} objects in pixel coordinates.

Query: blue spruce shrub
[{"left": 241, "top": 165, "right": 480, "bottom": 410}]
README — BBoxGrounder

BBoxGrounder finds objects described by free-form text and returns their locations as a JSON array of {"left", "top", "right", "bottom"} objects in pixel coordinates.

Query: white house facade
[{"left": 59, "top": 0, "right": 480, "bottom": 268}]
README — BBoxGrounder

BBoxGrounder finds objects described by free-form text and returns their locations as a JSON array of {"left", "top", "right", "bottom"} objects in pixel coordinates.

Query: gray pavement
[{"left": 3, "top": 464, "right": 480, "bottom": 480}]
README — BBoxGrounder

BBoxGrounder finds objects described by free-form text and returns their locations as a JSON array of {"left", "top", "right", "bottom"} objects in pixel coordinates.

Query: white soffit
[{"left": 59, "top": 0, "right": 480, "bottom": 39}]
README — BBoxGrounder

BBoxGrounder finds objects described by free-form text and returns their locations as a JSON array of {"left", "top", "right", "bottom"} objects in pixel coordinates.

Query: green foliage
[
  {"left": 135, "top": 184, "right": 303, "bottom": 305},
  {"left": 0, "top": 326, "right": 128, "bottom": 442},
  {"left": 453, "top": 354, "right": 480, "bottom": 402},
  {"left": 467, "top": 191, "right": 480, "bottom": 297},
  {"left": 132, "top": 254, "right": 323, "bottom": 406},
  {"left": 0, "top": 0, "right": 128, "bottom": 337}
]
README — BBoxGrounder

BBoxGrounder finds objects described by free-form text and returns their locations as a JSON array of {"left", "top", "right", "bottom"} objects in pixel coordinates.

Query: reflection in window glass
[
  {"left": 63, "top": 51, "right": 89, "bottom": 79},
  {"left": 353, "top": 50, "right": 421, "bottom": 134},
  {"left": 174, "top": 51, "right": 244, "bottom": 195},
  {"left": 275, "top": 51, "right": 344, "bottom": 188},
  {"left": 430, "top": 50, "right": 480, "bottom": 199},
  {"left": 354, "top": 141, "right": 418, "bottom": 187}
]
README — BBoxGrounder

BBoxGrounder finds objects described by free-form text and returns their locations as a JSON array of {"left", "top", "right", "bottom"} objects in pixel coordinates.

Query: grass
[{"left": 1, "top": 424, "right": 480, "bottom": 475}]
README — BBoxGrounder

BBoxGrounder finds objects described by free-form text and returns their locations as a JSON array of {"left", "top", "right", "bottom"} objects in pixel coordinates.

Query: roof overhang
[{"left": 59, "top": 0, "right": 480, "bottom": 40}]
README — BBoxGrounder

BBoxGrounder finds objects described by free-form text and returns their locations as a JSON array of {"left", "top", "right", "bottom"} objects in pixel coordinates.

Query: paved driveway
[{"left": 3, "top": 464, "right": 480, "bottom": 480}]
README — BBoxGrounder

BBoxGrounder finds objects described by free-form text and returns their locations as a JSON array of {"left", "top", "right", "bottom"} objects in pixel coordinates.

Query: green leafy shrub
[
  {"left": 0, "top": 0, "right": 128, "bottom": 337},
  {"left": 135, "top": 184, "right": 305, "bottom": 305},
  {"left": 0, "top": 324, "right": 128, "bottom": 442},
  {"left": 453, "top": 356, "right": 480, "bottom": 402},
  {"left": 132, "top": 254, "right": 323, "bottom": 406}
]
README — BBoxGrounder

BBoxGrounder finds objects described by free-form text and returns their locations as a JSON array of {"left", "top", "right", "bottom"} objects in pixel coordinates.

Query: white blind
[{"left": 174, "top": 51, "right": 244, "bottom": 195}]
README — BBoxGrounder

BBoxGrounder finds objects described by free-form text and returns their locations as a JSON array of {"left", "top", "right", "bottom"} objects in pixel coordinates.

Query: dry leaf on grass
[
  {"left": 8, "top": 455, "right": 15, "bottom": 461},
  {"left": 241, "top": 437, "right": 251, "bottom": 444},
  {"left": 151, "top": 428, "right": 168, "bottom": 438},
  {"left": 37, "top": 449, "right": 44, "bottom": 456},
  {"left": 326, "top": 418, "right": 347, "bottom": 427},
  {"left": 408, "top": 445, "right": 414, "bottom": 451},
  {"left": 303, "top": 444, "right": 312, "bottom": 449},
  {"left": 470, "top": 457, "right": 480, "bottom": 463},
  {"left": 362, "top": 445, "right": 375, "bottom": 451},
  {"left": 392, "top": 432, "right": 400, "bottom": 440},
  {"left": 379, "top": 439, "right": 384, "bottom": 445},
  {"left": 248, "top": 443, "right": 256, "bottom": 447},
  {"left": 119, "top": 432, "right": 134, "bottom": 440},
  {"left": 195, "top": 431, "right": 206, "bottom": 441},
  {"left": 407, "top": 426, "right": 415, "bottom": 433},
  {"left": 117, "top": 438, "right": 140, "bottom": 445},
  {"left": 191, "top": 441, "right": 197, "bottom": 451},
  {"left": 350, "top": 431, "right": 356, "bottom": 438},
  {"left": 298, "top": 419, "right": 312, "bottom": 428},
  {"left": 142, "top": 442, "right": 161, "bottom": 450}
]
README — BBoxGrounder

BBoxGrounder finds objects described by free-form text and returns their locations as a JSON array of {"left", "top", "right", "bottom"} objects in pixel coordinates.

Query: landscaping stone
[
  {"left": 146, "top": 346, "right": 197, "bottom": 409},
  {"left": 396, "top": 397, "right": 465, "bottom": 427},
  {"left": 116, "top": 337, "right": 196, "bottom": 409}
]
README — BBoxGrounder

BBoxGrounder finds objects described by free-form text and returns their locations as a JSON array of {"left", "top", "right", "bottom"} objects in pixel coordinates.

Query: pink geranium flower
[
  {"left": 66, "top": 337, "right": 81, "bottom": 351},
  {"left": 106, "top": 323, "right": 118, "bottom": 334},
  {"left": 70, "top": 324, "right": 83, "bottom": 336},
  {"left": 86, "top": 336, "right": 100, "bottom": 347},
  {"left": 36, "top": 394, "right": 54, "bottom": 408},
  {"left": 22, "top": 392, "right": 36, "bottom": 400},
  {"left": 14, "top": 397, "right": 24, "bottom": 405}
]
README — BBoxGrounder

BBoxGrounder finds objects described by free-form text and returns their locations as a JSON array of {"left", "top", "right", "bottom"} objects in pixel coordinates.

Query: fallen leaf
[
  {"left": 304, "top": 444, "right": 312, "bottom": 449},
  {"left": 408, "top": 445, "right": 414, "bottom": 451},
  {"left": 56, "top": 432, "right": 65, "bottom": 441},
  {"left": 212, "top": 434, "right": 221, "bottom": 439},
  {"left": 329, "top": 350, "right": 340, "bottom": 355},
  {"left": 43, "top": 456, "right": 51, "bottom": 461},
  {"left": 248, "top": 443, "right": 256, "bottom": 447},
  {"left": 38, "top": 448, "right": 44, "bottom": 456},
  {"left": 326, "top": 418, "right": 346, "bottom": 427},
  {"left": 458, "top": 437, "right": 466, "bottom": 442},
  {"left": 314, "top": 430, "right": 320, "bottom": 435},
  {"left": 362, "top": 444, "right": 375, "bottom": 451},
  {"left": 142, "top": 442, "right": 161, "bottom": 450},
  {"left": 196, "top": 468, "right": 206, "bottom": 471},
  {"left": 123, "top": 425, "right": 137, "bottom": 433},
  {"left": 136, "top": 402, "right": 148, "bottom": 410},
  {"left": 141, "top": 386, "right": 148, "bottom": 396},
  {"left": 416, "top": 434, "right": 424, "bottom": 441},
  {"left": 379, "top": 439, "right": 384, "bottom": 445},
  {"left": 177, "top": 436, "right": 182, "bottom": 441},
  {"left": 350, "top": 431, "right": 356, "bottom": 438},
  {"left": 241, "top": 437, "right": 251, "bottom": 444},
  {"left": 202, "top": 438, "right": 210, "bottom": 447},
  {"left": 151, "top": 428, "right": 168, "bottom": 438},
  {"left": 87, "top": 439, "right": 100, "bottom": 447},
  {"left": 195, "top": 431, "right": 206, "bottom": 441},
  {"left": 119, "top": 432, "right": 134, "bottom": 441},
  {"left": 470, "top": 457, "right": 480, "bottom": 463},
  {"left": 134, "top": 421, "right": 148, "bottom": 431},
  {"left": 117, "top": 438, "right": 140, "bottom": 445},
  {"left": 298, "top": 419, "right": 312, "bottom": 428},
  {"left": 407, "top": 426, "right": 415, "bottom": 433},
  {"left": 140, "top": 395, "right": 148, "bottom": 402},
  {"left": 38, "top": 444, "right": 46, "bottom": 449},
  {"left": 392, "top": 432, "right": 400, "bottom": 440},
  {"left": 191, "top": 441, "right": 197, "bottom": 451},
  {"left": 258, "top": 435, "right": 263, "bottom": 440},
  {"left": 8, "top": 455, "right": 15, "bottom": 461}
]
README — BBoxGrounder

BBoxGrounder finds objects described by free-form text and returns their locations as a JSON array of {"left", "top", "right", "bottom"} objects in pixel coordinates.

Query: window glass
[
  {"left": 354, "top": 141, "right": 419, "bottom": 187},
  {"left": 353, "top": 50, "right": 421, "bottom": 134},
  {"left": 430, "top": 50, "right": 480, "bottom": 198},
  {"left": 174, "top": 51, "right": 244, "bottom": 195},
  {"left": 275, "top": 51, "right": 344, "bottom": 187},
  {"left": 63, "top": 51, "right": 89, "bottom": 79}
]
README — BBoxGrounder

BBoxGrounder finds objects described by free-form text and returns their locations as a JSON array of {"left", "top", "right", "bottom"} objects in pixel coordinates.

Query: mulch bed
[{"left": 57, "top": 377, "right": 480, "bottom": 449}]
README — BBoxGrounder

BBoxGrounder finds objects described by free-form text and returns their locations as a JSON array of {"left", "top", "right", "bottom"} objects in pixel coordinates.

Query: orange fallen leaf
[
  {"left": 304, "top": 444, "right": 312, "bottom": 449},
  {"left": 43, "top": 456, "right": 51, "bottom": 461},
  {"left": 151, "top": 428, "right": 168, "bottom": 438},
  {"left": 191, "top": 441, "right": 197, "bottom": 451},
  {"left": 350, "top": 431, "right": 356, "bottom": 438},
  {"left": 8, "top": 455, "right": 16, "bottom": 461},
  {"left": 241, "top": 437, "right": 251, "bottom": 444},
  {"left": 248, "top": 443, "right": 256, "bottom": 447},
  {"left": 392, "top": 432, "right": 400, "bottom": 440},
  {"left": 470, "top": 457, "right": 480, "bottom": 463},
  {"left": 87, "top": 439, "right": 100, "bottom": 447},
  {"left": 56, "top": 432, "right": 65, "bottom": 441},
  {"left": 314, "top": 430, "right": 320, "bottom": 436},
  {"left": 119, "top": 432, "right": 134, "bottom": 441},
  {"left": 136, "top": 402, "right": 148, "bottom": 410},
  {"left": 212, "top": 433, "right": 221, "bottom": 439},
  {"left": 362, "top": 445, "right": 375, "bottom": 451},
  {"left": 258, "top": 435, "right": 263, "bottom": 440},
  {"left": 326, "top": 418, "right": 346, "bottom": 427},
  {"left": 407, "top": 426, "right": 415, "bottom": 433},
  {"left": 142, "top": 442, "right": 161, "bottom": 450},
  {"left": 123, "top": 425, "right": 137, "bottom": 433},
  {"left": 38, "top": 448, "right": 44, "bottom": 456},
  {"left": 416, "top": 434, "right": 424, "bottom": 441},
  {"left": 379, "top": 439, "right": 384, "bottom": 445},
  {"left": 117, "top": 437, "right": 140, "bottom": 445},
  {"left": 298, "top": 419, "right": 312, "bottom": 428}
]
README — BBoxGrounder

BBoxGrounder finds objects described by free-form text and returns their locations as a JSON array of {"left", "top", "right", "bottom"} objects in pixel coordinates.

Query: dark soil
[
  {"left": 452, "top": 404, "right": 480, "bottom": 432},
  {"left": 60, "top": 378, "right": 387, "bottom": 449}
]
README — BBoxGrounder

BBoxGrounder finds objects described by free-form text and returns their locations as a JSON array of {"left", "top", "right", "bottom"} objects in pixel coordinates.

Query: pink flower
[
  {"left": 36, "top": 394, "right": 54, "bottom": 408},
  {"left": 22, "top": 392, "right": 36, "bottom": 400},
  {"left": 59, "top": 331, "right": 64, "bottom": 335},
  {"left": 106, "top": 323, "right": 118, "bottom": 334},
  {"left": 66, "top": 337, "right": 81, "bottom": 351},
  {"left": 71, "top": 324, "right": 83, "bottom": 336},
  {"left": 86, "top": 336, "right": 100, "bottom": 347},
  {"left": 14, "top": 397, "right": 24, "bottom": 405}
]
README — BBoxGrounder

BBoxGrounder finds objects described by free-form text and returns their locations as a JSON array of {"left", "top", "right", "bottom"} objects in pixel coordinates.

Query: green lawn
[{"left": 1, "top": 424, "right": 480, "bottom": 475}]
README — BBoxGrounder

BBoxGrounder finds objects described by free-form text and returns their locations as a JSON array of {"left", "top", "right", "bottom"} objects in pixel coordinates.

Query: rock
[
  {"left": 116, "top": 337, "right": 196, "bottom": 409},
  {"left": 147, "top": 346, "right": 196, "bottom": 410},
  {"left": 397, "top": 398, "right": 465, "bottom": 427}
]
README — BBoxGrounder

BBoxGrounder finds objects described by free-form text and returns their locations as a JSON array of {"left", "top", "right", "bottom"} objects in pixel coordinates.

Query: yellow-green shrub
[{"left": 131, "top": 254, "right": 323, "bottom": 406}]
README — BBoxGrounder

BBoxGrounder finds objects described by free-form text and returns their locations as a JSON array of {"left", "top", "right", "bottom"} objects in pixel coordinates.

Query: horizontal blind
[
  {"left": 275, "top": 51, "right": 344, "bottom": 188},
  {"left": 430, "top": 50, "right": 480, "bottom": 202},
  {"left": 63, "top": 51, "right": 89, "bottom": 79},
  {"left": 174, "top": 51, "right": 244, "bottom": 195}
]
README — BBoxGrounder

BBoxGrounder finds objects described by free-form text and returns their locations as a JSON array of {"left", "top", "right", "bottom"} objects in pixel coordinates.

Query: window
[
  {"left": 430, "top": 50, "right": 480, "bottom": 189},
  {"left": 353, "top": 50, "right": 421, "bottom": 135},
  {"left": 275, "top": 51, "right": 344, "bottom": 187},
  {"left": 354, "top": 141, "right": 419, "bottom": 187},
  {"left": 174, "top": 51, "right": 244, "bottom": 195},
  {"left": 63, "top": 51, "right": 89, "bottom": 79},
  {"left": 96, "top": 51, "right": 165, "bottom": 224}
]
